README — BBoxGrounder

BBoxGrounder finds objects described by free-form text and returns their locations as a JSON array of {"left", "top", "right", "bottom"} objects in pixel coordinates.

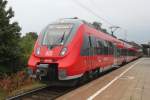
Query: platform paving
[{"left": 57, "top": 58, "right": 150, "bottom": 100}]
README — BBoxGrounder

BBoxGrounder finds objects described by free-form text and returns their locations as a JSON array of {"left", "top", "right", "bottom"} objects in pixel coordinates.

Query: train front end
[{"left": 28, "top": 19, "right": 82, "bottom": 82}]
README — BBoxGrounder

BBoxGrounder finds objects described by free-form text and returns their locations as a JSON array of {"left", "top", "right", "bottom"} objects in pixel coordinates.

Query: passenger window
[
  {"left": 89, "top": 36, "right": 97, "bottom": 55},
  {"left": 109, "top": 41, "right": 114, "bottom": 55},
  {"left": 80, "top": 33, "right": 90, "bottom": 56},
  {"left": 96, "top": 39, "right": 100, "bottom": 55},
  {"left": 99, "top": 39, "right": 105, "bottom": 55},
  {"left": 103, "top": 40, "right": 109, "bottom": 55},
  {"left": 117, "top": 48, "right": 121, "bottom": 56},
  {"left": 97, "top": 39, "right": 104, "bottom": 55},
  {"left": 80, "top": 34, "right": 97, "bottom": 56}
]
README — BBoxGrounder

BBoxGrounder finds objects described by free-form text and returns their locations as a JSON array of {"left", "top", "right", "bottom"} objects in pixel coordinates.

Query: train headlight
[
  {"left": 36, "top": 47, "right": 40, "bottom": 55},
  {"left": 60, "top": 47, "right": 67, "bottom": 56}
]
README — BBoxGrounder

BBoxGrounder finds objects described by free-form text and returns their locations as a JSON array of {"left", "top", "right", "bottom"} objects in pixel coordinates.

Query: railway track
[
  {"left": 7, "top": 70, "right": 116, "bottom": 100},
  {"left": 6, "top": 60, "right": 136, "bottom": 100},
  {"left": 7, "top": 86, "right": 74, "bottom": 100}
]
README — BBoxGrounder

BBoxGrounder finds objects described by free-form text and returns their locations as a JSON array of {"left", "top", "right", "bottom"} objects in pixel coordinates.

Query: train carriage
[{"left": 28, "top": 18, "right": 141, "bottom": 84}]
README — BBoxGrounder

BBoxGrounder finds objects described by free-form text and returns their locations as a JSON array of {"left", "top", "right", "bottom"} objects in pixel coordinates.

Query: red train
[{"left": 28, "top": 18, "right": 142, "bottom": 84}]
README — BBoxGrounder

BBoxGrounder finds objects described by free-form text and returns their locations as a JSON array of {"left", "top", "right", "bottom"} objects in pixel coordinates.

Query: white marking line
[{"left": 87, "top": 59, "right": 143, "bottom": 100}]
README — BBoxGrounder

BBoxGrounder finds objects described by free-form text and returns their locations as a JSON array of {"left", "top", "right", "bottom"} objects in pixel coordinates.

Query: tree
[
  {"left": 19, "top": 32, "right": 38, "bottom": 67},
  {"left": 92, "top": 21, "right": 109, "bottom": 34},
  {"left": 0, "top": 0, "right": 21, "bottom": 74},
  {"left": 92, "top": 21, "right": 102, "bottom": 30}
]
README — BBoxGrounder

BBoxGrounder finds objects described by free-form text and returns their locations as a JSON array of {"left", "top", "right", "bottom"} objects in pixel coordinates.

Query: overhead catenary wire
[
  {"left": 71, "top": 0, "right": 114, "bottom": 26},
  {"left": 88, "top": 0, "right": 128, "bottom": 40},
  {"left": 71, "top": 0, "right": 128, "bottom": 41}
]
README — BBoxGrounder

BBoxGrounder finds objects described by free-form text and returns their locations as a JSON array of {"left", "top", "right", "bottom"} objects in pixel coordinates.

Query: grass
[
  {"left": 0, "top": 88, "right": 7, "bottom": 100},
  {"left": 0, "top": 80, "right": 47, "bottom": 100},
  {"left": 8, "top": 82, "right": 47, "bottom": 98},
  {"left": 0, "top": 81, "right": 46, "bottom": 100},
  {"left": 0, "top": 71, "right": 47, "bottom": 100}
]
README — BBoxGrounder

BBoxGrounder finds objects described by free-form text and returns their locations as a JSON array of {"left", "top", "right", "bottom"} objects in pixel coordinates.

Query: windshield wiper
[
  {"left": 60, "top": 32, "right": 66, "bottom": 43},
  {"left": 47, "top": 32, "right": 66, "bottom": 49},
  {"left": 53, "top": 31, "right": 66, "bottom": 45}
]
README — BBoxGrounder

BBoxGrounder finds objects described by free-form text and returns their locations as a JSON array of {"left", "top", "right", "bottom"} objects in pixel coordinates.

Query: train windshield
[{"left": 41, "top": 24, "right": 73, "bottom": 47}]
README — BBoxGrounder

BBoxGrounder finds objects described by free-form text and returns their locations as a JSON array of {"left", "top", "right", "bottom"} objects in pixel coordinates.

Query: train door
[
  {"left": 80, "top": 33, "right": 89, "bottom": 72},
  {"left": 107, "top": 41, "right": 114, "bottom": 66},
  {"left": 81, "top": 33, "right": 93, "bottom": 71},
  {"left": 88, "top": 35, "right": 94, "bottom": 70},
  {"left": 96, "top": 39, "right": 105, "bottom": 71},
  {"left": 113, "top": 45, "right": 119, "bottom": 66},
  {"left": 102, "top": 40, "right": 109, "bottom": 68}
]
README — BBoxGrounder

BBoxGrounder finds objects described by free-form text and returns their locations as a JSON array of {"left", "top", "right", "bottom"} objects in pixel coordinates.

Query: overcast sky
[{"left": 8, "top": 0, "right": 150, "bottom": 44}]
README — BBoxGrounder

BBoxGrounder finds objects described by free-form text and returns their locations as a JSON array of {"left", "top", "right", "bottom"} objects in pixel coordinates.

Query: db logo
[{"left": 45, "top": 51, "right": 53, "bottom": 56}]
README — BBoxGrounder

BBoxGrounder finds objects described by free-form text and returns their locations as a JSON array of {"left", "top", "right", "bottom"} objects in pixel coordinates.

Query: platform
[{"left": 57, "top": 58, "right": 150, "bottom": 100}]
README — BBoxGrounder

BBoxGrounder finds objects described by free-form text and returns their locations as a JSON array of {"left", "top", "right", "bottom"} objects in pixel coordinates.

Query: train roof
[
  {"left": 83, "top": 21, "right": 137, "bottom": 50},
  {"left": 51, "top": 18, "right": 85, "bottom": 25},
  {"left": 52, "top": 18, "right": 139, "bottom": 50}
]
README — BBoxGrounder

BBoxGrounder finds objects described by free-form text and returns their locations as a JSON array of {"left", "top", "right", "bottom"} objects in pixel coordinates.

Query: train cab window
[{"left": 40, "top": 23, "right": 73, "bottom": 47}]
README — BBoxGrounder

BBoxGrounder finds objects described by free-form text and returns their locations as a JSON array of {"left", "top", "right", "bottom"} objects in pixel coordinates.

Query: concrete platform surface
[{"left": 56, "top": 58, "right": 150, "bottom": 100}]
